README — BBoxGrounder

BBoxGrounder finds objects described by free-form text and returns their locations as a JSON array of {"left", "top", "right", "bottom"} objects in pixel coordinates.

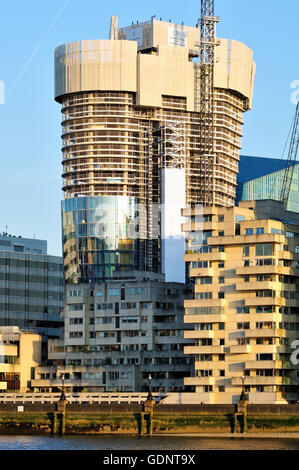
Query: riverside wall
[{"left": 0, "top": 403, "right": 298, "bottom": 435}]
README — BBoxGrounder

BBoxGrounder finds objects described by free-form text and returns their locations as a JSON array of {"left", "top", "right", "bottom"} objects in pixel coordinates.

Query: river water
[{"left": 0, "top": 434, "right": 299, "bottom": 450}]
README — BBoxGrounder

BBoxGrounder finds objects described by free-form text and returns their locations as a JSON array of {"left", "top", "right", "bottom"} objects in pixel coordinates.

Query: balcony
[
  {"left": 245, "top": 328, "right": 285, "bottom": 338},
  {"left": 236, "top": 281, "right": 278, "bottom": 291},
  {"left": 184, "top": 314, "right": 226, "bottom": 324},
  {"left": 207, "top": 233, "right": 284, "bottom": 246},
  {"left": 184, "top": 252, "right": 225, "bottom": 262},
  {"left": 184, "top": 299, "right": 226, "bottom": 308},
  {"left": 236, "top": 265, "right": 291, "bottom": 276},
  {"left": 231, "top": 376, "right": 291, "bottom": 386},
  {"left": 184, "top": 330, "right": 214, "bottom": 339},
  {"left": 245, "top": 360, "right": 284, "bottom": 369},
  {"left": 189, "top": 268, "right": 213, "bottom": 277},
  {"left": 184, "top": 377, "right": 215, "bottom": 386},
  {"left": 184, "top": 345, "right": 224, "bottom": 354},
  {"left": 229, "top": 344, "right": 251, "bottom": 354},
  {"left": 244, "top": 296, "right": 285, "bottom": 307},
  {"left": 0, "top": 382, "right": 7, "bottom": 391},
  {"left": 277, "top": 251, "right": 292, "bottom": 260}
]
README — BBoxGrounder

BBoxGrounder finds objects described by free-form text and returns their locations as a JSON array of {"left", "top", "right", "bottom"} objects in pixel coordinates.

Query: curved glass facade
[
  {"left": 240, "top": 161, "right": 299, "bottom": 214},
  {"left": 62, "top": 196, "right": 143, "bottom": 283}
]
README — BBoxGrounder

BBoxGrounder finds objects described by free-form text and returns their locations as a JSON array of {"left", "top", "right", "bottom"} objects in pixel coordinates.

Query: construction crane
[
  {"left": 280, "top": 101, "right": 299, "bottom": 210},
  {"left": 198, "top": 0, "right": 219, "bottom": 206}
]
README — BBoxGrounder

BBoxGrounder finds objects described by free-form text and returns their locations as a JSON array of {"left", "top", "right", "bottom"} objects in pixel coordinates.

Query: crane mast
[
  {"left": 280, "top": 101, "right": 299, "bottom": 210},
  {"left": 198, "top": 0, "right": 219, "bottom": 206}
]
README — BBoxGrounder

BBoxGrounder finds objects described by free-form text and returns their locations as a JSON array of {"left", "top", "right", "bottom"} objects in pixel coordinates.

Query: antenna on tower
[{"left": 109, "top": 15, "right": 118, "bottom": 40}]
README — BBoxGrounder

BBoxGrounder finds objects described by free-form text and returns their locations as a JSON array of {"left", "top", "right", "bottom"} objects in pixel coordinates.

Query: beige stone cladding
[
  {"left": 0, "top": 327, "right": 42, "bottom": 392},
  {"left": 182, "top": 201, "right": 299, "bottom": 404},
  {"left": 55, "top": 18, "right": 255, "bottom": 208}
]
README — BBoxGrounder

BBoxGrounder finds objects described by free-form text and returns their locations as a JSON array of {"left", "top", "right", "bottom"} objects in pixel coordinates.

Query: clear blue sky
[{"left": 0, "top": 0, "right": 298, "bottom": 256}]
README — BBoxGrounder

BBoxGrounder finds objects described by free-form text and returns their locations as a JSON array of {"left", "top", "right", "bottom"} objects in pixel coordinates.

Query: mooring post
[
  {"left": 55, "top": 389, "right": 68, "bottom": 435},
  {"left": 234, "top": 398, "right": 248, "bottom": 433},
  {"left": 139, "top": 412, "right": 145, "bottom": 435},
  {"left": 52, "top": 412, "right": 59, "bottom": 434}
]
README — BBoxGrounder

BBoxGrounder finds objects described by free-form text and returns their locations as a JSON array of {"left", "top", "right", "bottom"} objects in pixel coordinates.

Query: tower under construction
[{"left": 55, "top": 17, "right": 255, "bottom": 283}]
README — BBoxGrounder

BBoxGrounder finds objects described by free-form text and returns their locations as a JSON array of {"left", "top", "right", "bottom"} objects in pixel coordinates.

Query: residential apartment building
[
  {"left": 0, "top": 326, "right": 42, "bottom": 392},
  {"left": 182, "top": 200, "right": 299, "bottom": 404},
  {"left": 0, "top": 234, "right": 64, "bottom": 359},
  {"left": 55, "top": 16, "right": 255, "bottom": 284},
  {"left": 32, "top": 272, "right": 194, "bottom": 393}
]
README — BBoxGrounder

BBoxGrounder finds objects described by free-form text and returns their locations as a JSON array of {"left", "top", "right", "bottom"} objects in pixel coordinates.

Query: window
[
  {"left": 286, "top": 232, "right": 295, "bottom": 238},
  {"left": 271, "top": 228, "right": 282, "bottom": 234},
  {"left": 243, "top": 245, "right": 250, "bottom": 257},
  {"left": 218, "top": 245, "right": 225, "bottom": 252},
  {"left": 202, "top": 231, "right": 212, "bottom": 245},
  {"left": 218, "top": 292, "right": 225, "bottom": 299},
  {"left": 98, "top": 332, "right": 115, "bottom": 338},
  {"left": 245, "top": 228, "right": 253, "bottom": 235},
  {"left": 218, "top": 386, "right": 225, "bottom": 392},
  {"left": 192, "top": 260, "right": 210, "bottom": 269},
  {"left": 218, "top": 231, "right": 224, "bottom": 237},
  {"left": 219, "top": 370, "right": 225, "bottom": 377},
  {"left": 235, "top": 215, "right": 245, "bottom": 222},
  {"left": 256, "top": 258, "right": 274, "bottom": 266},
  {"left": 237, "top": 322, "right": 250, "bottom": 329},
  {"left": 196, "top": 292, "right": 212, "bottom": 300},
  {"left": 236, "top": 307, "right": 250, "bottom": 314},
  {"left": 97, "top": 303, "right": 113, "bottom": 310},
  {"left": 256, "top": 290, "right": 274, "bottom": 298},
  {"left": 256, "top": 322, "right": 273, "bottom": 329},
  {"left": 96, "top": 317, "right": 113, "bottom": 324},
  {"left": 121, "top": 302, "right": 137, "bottom": 309},
  {"left": 69, "top": 304, "right": 83, "bottom": 311},
  {"left": 108, "top": 288, "right": 119, "bottom": 296},
  {"left": 69, "top": 331, "right": 83, "bottom": 338},
  {"left": 69, "top": 290, "right": 82, "bottom": 297},
  {"left": 127, "top": 287, "right": 146, "bottom": 295},
  {"left": 218, "top": 276, "right": 224, "bottom": 284},
  {"left": 218, "top": 354, "right": 225, "bottom": 361},
  {"left": 69, "top": 317, "right": 83, "bottom": 325},
  {"left": 198, "top": 276, "right": 212, "bottom": 284},
  {"left": 255, "top": 244, "right": 273, "bottom": 256},
  {"left": 256, "top": 227, "right": 264, "bottom": 234},
  {"left": 197, "top": 370, "right": 213, "bottom": 377},
  {"left": 295, "top": 246, "right": 299, "bottom": 254},
  {"left": 218, "top": 262, "right": 225, "bottom": 268},
  {"left": 256, "top": 354, "right": 273, "bottom": 361},
  {"left": 256, "top": 306, "right": 274, "bottom": 314},
  {"left": 121, "top": 316, "right": 138, "bottom": 323},
  {"left": 218, "top": 215, "right": 224, "bottom": 222}
]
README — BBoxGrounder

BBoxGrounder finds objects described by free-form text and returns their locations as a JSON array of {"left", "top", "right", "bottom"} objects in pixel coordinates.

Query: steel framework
[
  {"left": 198, "top": 0, "right": 219, "bottom": 206},
  {"left": 280, "top": 101, "right": 299, "bottom": 210}
]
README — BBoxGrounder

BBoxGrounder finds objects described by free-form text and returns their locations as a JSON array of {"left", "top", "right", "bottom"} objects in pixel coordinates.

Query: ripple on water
[{"left": 0, "top": 435, "right": 299, "bottom": 450}]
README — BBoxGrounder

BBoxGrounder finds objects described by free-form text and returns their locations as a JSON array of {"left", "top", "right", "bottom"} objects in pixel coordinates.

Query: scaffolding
[{"left": 198, "top": 0, "right": 219, "bottom": 206}]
